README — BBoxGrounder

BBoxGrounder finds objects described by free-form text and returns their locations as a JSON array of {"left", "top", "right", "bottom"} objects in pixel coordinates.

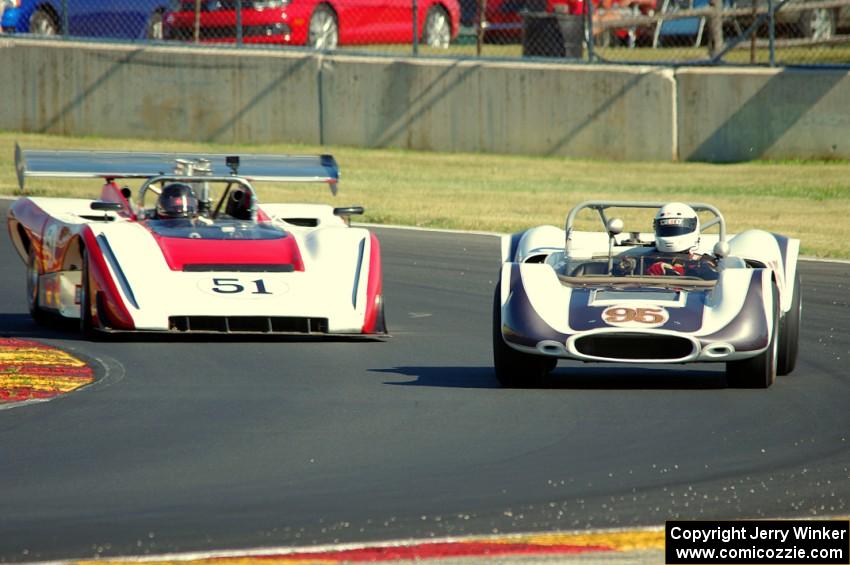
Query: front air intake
[
  {"left": 574, "top": 333, "right": 695, "bottom": 361},
  {"left": 169, "top": 316, "right": 329, "bottom": 334}
]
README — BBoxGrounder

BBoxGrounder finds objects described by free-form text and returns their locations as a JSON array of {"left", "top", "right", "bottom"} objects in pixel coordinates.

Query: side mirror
[
  {"left": 713, "top": 241, "right": 730, "bottom": 258},
  {"left": 333, "top": 206, "right": 365, "bottom": 217},
  {"left": 91, "top": 201, "right": 123, "bottom": 212}
]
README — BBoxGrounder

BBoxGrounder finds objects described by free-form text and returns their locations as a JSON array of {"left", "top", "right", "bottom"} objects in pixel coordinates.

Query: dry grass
[{"left": 2, "top": 131, "right": 849, "bottom": 258}]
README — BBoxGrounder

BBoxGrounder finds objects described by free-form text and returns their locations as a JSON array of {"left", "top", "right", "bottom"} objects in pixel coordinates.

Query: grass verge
[{"left": 2, "top": 131, "right": 849, "bottom": 259}]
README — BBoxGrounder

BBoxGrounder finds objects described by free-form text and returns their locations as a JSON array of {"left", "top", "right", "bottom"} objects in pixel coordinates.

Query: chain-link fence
[{"left": 1, "top": 0, "right": 848, "bottom": 64}]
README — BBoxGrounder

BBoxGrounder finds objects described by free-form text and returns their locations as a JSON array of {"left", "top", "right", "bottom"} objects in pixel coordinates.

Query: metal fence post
[
  {"left": 194, "top": 0, "right": 201, "bottom": 42},
  {"left": 413, "top": 0, "right": 419, "bottom": 55},
  {"left": 768, "top": 0, "right": 775, "bottom": 66},
  {"left": 61, "top": 0, "right": 68, "bottom": 37},
  {"left": 586, "top": 0, "right": 594, "bottom": 61},
  {"left": 710, "top": 0, "right": 722, "bottom": 56},
  {"left": 476, "top": 0, "right": 487, "bottom": 56},
  {"left": 236, "top": 0, "right": 243, "bottom": 46}
]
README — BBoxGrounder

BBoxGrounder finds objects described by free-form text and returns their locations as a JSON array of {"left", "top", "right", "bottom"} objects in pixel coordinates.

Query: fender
[
  {"left": 514, "top": 225, "right": 564, "bottom": 263},
  {"left": 361, "top": 233, "right": 385, "bottom": 334},
  {"left": 81, "top": 228, "right": 136, "bottom": 330}
]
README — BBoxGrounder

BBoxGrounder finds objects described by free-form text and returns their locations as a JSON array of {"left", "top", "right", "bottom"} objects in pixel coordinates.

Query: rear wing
[{"left": 14, "top": 144, "right": 340, "bottom": 194}]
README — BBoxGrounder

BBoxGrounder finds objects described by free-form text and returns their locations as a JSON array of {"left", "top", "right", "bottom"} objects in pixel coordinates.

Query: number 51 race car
[
  {"left": 494, "top": 201, "right": 801, "bottom": 389},
  {"left": 7, "top": 145, "right": 387, "bottom": 337}
]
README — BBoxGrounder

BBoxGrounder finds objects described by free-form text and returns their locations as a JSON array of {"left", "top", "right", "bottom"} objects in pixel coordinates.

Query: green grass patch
[{"left": 2, "top": 131, "right": 849, "bottom": 259}]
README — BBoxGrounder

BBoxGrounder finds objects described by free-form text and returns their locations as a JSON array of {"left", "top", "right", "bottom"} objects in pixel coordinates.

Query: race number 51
[{"left": 212, "top": 278, "right": 272, "bottom": 295}]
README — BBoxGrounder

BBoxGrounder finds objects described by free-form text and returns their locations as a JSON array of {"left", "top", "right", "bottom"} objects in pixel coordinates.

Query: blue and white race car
[{"left": 493, "top": 201, "right": 801, "bottom": 388}]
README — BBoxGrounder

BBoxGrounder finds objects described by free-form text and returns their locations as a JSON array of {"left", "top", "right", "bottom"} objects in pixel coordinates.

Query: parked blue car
[{"left": 1, "top": 0, "right": 168, "bottom": 39}]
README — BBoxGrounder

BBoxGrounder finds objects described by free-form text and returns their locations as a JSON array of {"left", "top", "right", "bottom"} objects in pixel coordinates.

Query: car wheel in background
[
  {"left": 422, "top": 6, "right": 451, "bottom": 48},
  {"left": 799, "top": 7, "right": 836, "bottom": 40},
  {"left": 594, "top": 29, "right": 614, "bottom": 47},
  {"left": 777, "top": 271, "right": 802, "bottom": 376},
  {"left": 29, "top": 8, "right": 59, "bottom": 35},
  {"left": 492, "top": 283, "right": 555, "bottom": 388},
  {"left": 308, "top": 5, "right": 338, "bottom": 50},
  {"left": 726, "top": 284, "right": 779, "bottom": 389},
  {"left": 146, "top": 10, "right": 164, "bottom": 40}
]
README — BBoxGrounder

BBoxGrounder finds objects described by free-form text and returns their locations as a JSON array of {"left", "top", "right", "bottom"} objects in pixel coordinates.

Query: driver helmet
[
  {"left": 653, "top": 202, "right": 700, "bottom": 253},
  {"left": 156, "top": 183, "right": 198, "bottom": 219}
]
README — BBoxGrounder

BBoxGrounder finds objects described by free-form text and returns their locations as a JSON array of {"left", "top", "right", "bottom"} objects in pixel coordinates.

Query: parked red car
[
  {"left": 474, "top": 0, "right": 654, "bottom": 45},
  {"left": 164, "top": 0, "right": 461, "bottom": 48}
]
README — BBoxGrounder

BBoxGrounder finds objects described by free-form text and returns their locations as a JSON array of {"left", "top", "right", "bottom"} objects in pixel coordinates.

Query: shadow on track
[
  {"left": 0, "top": 312, "right": 387, "bottom": 343},
  {"left": 375, "top": 365, "right": 728, "bottom": 390},
  {"left": 0, "top": 313, "right": 93, "bottom": 342}
]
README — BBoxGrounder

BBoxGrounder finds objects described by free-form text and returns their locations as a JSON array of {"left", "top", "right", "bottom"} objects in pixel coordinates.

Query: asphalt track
[{"left": 0, "top": 199, "right": 848, "bottom": 563}]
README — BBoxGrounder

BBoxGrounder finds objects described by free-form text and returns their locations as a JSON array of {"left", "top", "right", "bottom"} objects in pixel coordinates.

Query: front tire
[
  {"left": 422, "top": 6, "right": 451, "bottom": 48},
  {"left": 308, "top": 5, "right": 339, "bottom": 50},
  {"left": 26, "top": 248, "right": 51, "bottom": 325},
  {"left": 492, "top": 282, "right": 554, "bottom": 388},
  {"left": 726, "top": 284, "right": 779, "bottom": 389},
  {"left": 777, "top": 271, "right": 802, "bottom": 376},
  {"left": 80, "top": 247, "right": 96, "bottom": 335}
]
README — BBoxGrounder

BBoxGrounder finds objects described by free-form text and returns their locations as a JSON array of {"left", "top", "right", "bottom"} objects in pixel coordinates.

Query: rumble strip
[{"left": 0, "top": 338, "right": 93, "bottom": 403}]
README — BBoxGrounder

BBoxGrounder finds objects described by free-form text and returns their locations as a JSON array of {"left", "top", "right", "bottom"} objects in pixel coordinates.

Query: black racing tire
[
  {"left": 26, "top": 248, "right": 51, "bottom": 326},
  {"left": 726, "top": 283, "right": 779, "bottom": 389},
  {"left": 80, "top": 247, "right": 96, "bottom": 335},
  {"left": 777, "top": 271, "right": 801, "bottom": 376},
  {"left": 492, "top": 282, "right": 554, "bottom": 388},
  {"left": 29, "top": 8, "right": 59, "bottom": 35},
  {"left": 308, "top": 4, "right": 339, "bottom": 50},
  {"left": 373, "top": 294, "right": 388, "bottom": 335}
]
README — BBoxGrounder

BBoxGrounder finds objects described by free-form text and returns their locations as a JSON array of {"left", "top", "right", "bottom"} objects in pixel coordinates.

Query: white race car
[
  {"left": 493, "top": 201, "right": 801, "bottom": 388},
  {"left": 8, "top": 145, "right": 387, "bottom": 336}
]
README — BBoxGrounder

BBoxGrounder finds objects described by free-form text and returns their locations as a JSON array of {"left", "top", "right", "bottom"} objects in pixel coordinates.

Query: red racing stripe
[{"left": 248, "top": 541, "right": 613, "bottom": 562}]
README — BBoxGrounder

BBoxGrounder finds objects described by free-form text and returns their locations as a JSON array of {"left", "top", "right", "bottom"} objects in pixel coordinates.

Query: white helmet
[{"left": 653, "top": 202, "right": 700, "bottom": 253}]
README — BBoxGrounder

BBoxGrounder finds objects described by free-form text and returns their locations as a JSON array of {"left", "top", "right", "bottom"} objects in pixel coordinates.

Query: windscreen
[{"left": 147, "top": 219, "right": 286, "bottom": 240}]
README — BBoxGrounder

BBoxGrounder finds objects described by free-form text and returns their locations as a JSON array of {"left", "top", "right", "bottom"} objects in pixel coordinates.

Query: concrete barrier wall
[
  {"left": 0, "top": 41, "right": 321, "bottom": 144},
  {"left": 676, "top": 67, "right": 850, "bottom": 162},
  {"left": 0, "top": 40, "right": 675, "bottom": 161},
  {"left": 320, "top": 57, "right": 676, "bottom": 160},
  {"left": 1, "top": 39, "right": 848, "bottom": 162}
]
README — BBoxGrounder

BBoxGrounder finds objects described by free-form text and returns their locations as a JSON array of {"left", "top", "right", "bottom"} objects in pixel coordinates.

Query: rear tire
[
  {"left": 29, "top": 8, "right": 59, "bottom": 35},
  {"left": 308, "top": 5, "right": 338, "bottom": 50},
  {"left": 777, "top": 271, "right": 801, "bottom": 376},
  {"left": 726, "top": 284, "right": 779, "bottom": 389},
  {"left": 492, "top": 282, "right": 554, "bottom": 388},
  {"left": 146, "top": 10, "right": 164, "bottom": 40}
]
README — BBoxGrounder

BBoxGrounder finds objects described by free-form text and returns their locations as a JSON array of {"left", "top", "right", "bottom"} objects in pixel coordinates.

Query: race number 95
[{"left": 602, "top": 306, "right": 669, "bottom": 328}]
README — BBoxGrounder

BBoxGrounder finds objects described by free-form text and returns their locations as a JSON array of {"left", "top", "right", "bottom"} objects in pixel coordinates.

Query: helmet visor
[{"left": 654, "top": 217, "right": 697, "bottom": 237}]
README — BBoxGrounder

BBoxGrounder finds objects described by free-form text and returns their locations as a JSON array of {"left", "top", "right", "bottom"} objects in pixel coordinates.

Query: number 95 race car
[
  {"left": 493, "top": 201, "right": 801, "bottom": 389},
  {"left": 7, "top": 145, "right": 387, "bottom": 337}
]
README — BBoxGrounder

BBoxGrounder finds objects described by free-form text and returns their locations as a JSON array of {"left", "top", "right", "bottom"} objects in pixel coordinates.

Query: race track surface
[{"left": 0, "top": 200, "right": 848, "bottom": 562}]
